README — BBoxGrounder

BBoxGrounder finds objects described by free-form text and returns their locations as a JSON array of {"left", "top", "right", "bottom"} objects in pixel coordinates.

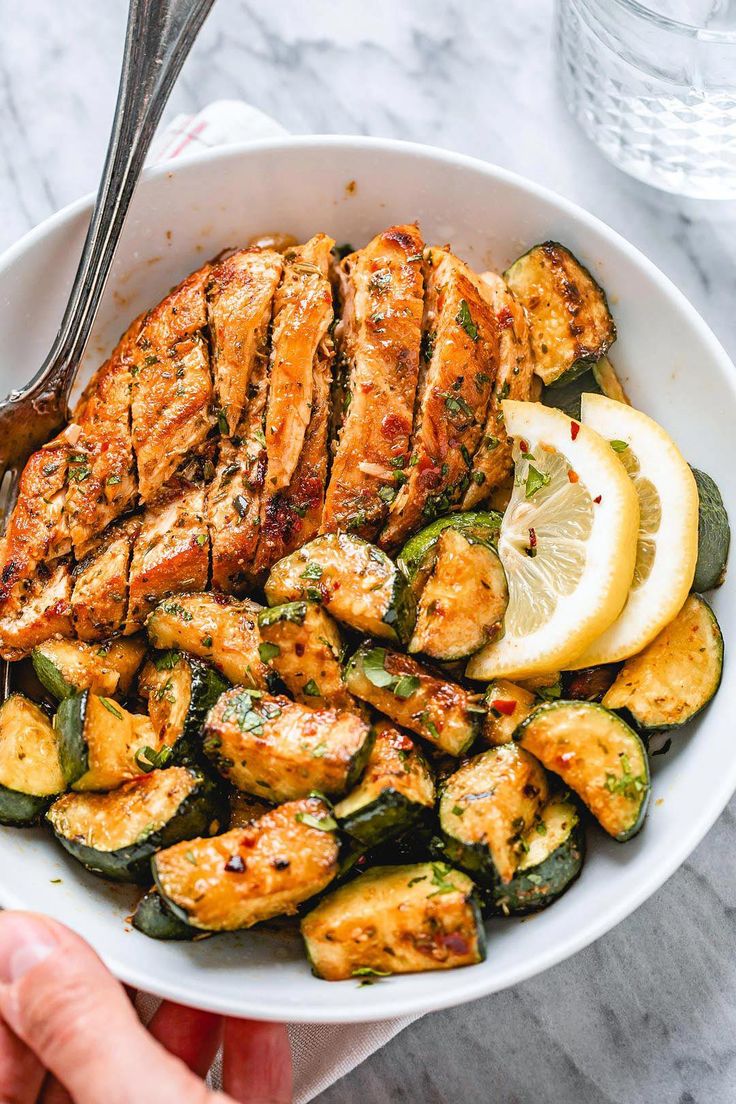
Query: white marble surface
[{"left": 1, "top": 1, "right": 735, "bottom": 1100}]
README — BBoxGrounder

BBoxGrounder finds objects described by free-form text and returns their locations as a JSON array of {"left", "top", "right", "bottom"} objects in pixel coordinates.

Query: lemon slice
[
  {"left": 466, "top": 400, "right": 639, "bottom": 681},
  {"left": 568, "top": 394, "right": 698, "bottom": 668}
]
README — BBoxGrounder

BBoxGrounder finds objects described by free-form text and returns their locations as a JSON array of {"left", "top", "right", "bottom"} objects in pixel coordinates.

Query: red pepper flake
[
  {"left": 519, "top": 438, "right": 529, "bottom": 453},
  {"left": 568, "top": 469, "right": 579, "bottom": 484},
  {"left": 594, "top": 494, "right": 602, "bottom": 504},
  {"left": 439, "top": 932, "right": 470, "bottom": 955},
  {"left": 380, "top": 413, "right": 409, "bottom": 441},
  {"left": 570, "top": 420, "right": 580, "bottom": 441},
  {"left": 526, "top": 526, "right": 537, "bottom": 558},
  {"left": 492, "top": 699, "right": 517, "bottom": 716},
  {"left": 496, "top": 306, "right": 514, "bottom": 330}
]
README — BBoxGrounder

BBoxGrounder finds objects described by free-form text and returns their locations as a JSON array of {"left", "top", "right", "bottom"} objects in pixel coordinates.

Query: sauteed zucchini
[{"left": 0, "top": 694, "right": 65, "bottom": 825}]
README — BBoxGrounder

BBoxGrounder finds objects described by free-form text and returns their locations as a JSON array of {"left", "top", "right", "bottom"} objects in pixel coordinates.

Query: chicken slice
[
  {"left": 255, "top": 235, "right": 335, "bottom": 574},
  {"left": 71, "top": 516, "right": 141, "bottom": 642},
  {"left": 321, "top": 225, "right": 424, "bottom": 540},
  {"left": 462, "top": 273, "right": 534, "bottom": 509},
  {"left": 126, "top": 478, "right": 209, "bottom": 632},
  {"left": 0, "top": 559, "right": 73, "bottom": 661},
  {"left": 131, "top": 264, "right": 214, "bottom": 502},
  {"left": 207, "top": 355, "right": 270, "bottom": 594},
  {"left": 0, "top": 438, "right": 70, "bottom": 616},
  {"left": 380, "top": 248, "right": 499, "bottom": 550},
  {"left": 208, "top": 247, "right": 283, "bottom": 435},
  {"left": 65, "top": 315, "right": 143, "bottom": 556}
]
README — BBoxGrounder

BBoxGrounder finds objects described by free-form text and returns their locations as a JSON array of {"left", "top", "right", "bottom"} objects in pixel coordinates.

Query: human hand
[{"left": 0, "top": 911, "right": 292, "bottom": 1103}]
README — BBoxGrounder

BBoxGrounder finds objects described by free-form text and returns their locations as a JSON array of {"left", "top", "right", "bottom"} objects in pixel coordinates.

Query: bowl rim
[{"left": 0, "top": 133, "right": 734, "bottom": 1023}]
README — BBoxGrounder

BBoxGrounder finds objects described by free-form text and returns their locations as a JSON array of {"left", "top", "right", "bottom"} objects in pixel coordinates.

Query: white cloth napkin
[{"left": 137, "top": 100, "right": 419, "bottom": 1102}]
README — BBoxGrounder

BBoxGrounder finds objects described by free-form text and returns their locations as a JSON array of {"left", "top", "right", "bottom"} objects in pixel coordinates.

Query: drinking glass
[{"left": 555, "top": 0, "right": 736, "bottom": 198}]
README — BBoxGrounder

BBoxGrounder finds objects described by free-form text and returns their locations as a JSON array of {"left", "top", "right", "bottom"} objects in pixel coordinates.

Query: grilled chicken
[
  {"left": 462, "top": 272, "right": 534, "bottom": 509},
  {"left": 66, "top": 316, "right": 142, "bottom": 556},
  {"left": 207, "top": 355, "right": 269, "bottom": 594},
  {"left": 207, "top": 248, "right": 283, "bottom": 435},
  {"left": 380, "top": 248, "right": 499, "bottom": 550},
  {"left": 127, "top": 478, "right": 209, "bottom": 631},
  {"left": 0, "top": 438, "right": 70, "bottom": 616},
  {"left": 322, "top": 225, "right": 424, "bottom": 540},
  {"left": 0, "top": 559, "right": 73, "bottom": 661},
  {"left": 130, "top": 264, "right": 214, "bottom": 502},
  {"left": 71, "top": 517, "right": 141, "bottom": 642},
  {"left": 255, "top": 235, "right": 335, "bottom": 573}
]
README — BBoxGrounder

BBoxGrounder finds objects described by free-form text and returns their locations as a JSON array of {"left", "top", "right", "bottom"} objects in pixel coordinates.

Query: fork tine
[{"left": 0, "top": 467, "right": 20, "bottom": 702}]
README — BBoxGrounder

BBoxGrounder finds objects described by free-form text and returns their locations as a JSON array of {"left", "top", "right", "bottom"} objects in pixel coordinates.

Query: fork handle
[{"left": 22, "top": 0, "right": 216, "bottom": 415}]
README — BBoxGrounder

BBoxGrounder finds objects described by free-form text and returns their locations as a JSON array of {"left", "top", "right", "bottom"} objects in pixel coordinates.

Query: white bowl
[{"left": 0, "top": 137, "right": 733, "bottom": 1024}]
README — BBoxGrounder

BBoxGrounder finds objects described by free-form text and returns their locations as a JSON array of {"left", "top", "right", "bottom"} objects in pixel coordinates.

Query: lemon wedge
[
  {"left": 466, "top": 400, "right": 639, "bottom": 681},
  {"left": 568, "top": 394, "right": 698, "bottom": 668}
]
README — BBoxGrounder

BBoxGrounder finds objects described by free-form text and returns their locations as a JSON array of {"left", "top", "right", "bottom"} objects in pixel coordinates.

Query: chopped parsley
[
  {"left": 295, "top": 811, "right": 337, "bottom": 832},
  {"left": 300, "top": 561, "right": 323, "bottom": 581},
  {"left": 98, "top": 698, "right": 123, "bottom": 720},
  {"left": 456, "top": 298, "right": 478, "bottom": 341},
  {"left": 134, "top": 744, "right": 173, "bottom": 773},
  {"left": 361, "top": 648, "right": 419, "bottom": 700},
  {"left": 610, "top": 440, "right": 629, "bottom": 452},
  {"left": 302, "top": 679, "right": 321, "bottom": 697},
  {"left": 258, "top": 642, "right": 281, "bottom": 663}
]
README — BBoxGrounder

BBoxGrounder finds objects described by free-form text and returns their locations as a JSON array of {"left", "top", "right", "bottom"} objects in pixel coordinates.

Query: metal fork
[{"left": 0, "top": 0, "right": 217, "bottom": 697}]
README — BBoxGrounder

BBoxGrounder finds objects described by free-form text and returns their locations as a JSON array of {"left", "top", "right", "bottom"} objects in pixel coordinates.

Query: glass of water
[{"left": 556, "top": 0, "right": 736, "bottom": 198}]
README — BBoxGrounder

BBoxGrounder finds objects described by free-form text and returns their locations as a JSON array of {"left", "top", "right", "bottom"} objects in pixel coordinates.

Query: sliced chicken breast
[
  {"left": 71, "top": 516, "right": 141, "bottom": 642},
  {"left": 66, "top": 315, "right": 142, "bottom": 556},
  {"left": 208, "top": 247, "right": 283, "bottom": 435},
  {"left": 207, "top": 353, "right": 270, "bottom": 594},
  {"left": 380, "top": 247, "right": 499, "bottom": 550},
  {"left": 127, "top": 479, "right": 209, "bottom": 632},
  {"left": 0, "top": 438, "right": 70, "bottom": 615},
  {"left": 255, "top": 235, "right": 335, "bottom": 573},
  {"left": 322, "top": 225, "right": 424, "bottom": 540},
  {"left": 131, "top": 265, "right": 214, "bottom": 502},
  {"left": 0, "top": 559, "right": 73, "bottom": 661},
  {"left": 462, "top": 272, "right": 534, "bottom": 508}
]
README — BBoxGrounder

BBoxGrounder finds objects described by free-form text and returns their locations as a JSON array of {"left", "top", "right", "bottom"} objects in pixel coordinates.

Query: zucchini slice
[
  {"left": 301, "top": 862, "right": 486, "bottom": 981},
  {"left": 504, "top": 241, "right": 616, "bottom": 387},
  {"left": 153, "top": 796, "right": 339, "bottom": 930},
  {"left": 146, "top": 592, "right": 271, "bottom": 689},
  {"left": 257, "top": 601, "right": 353, "bottom": 709},
  {"left": 516, "top": 700, "right": 650, "bottom": 841},
  {"left": 602, "top": 594, "right": 723, "bottom": 732},
  {"left": 334, "top": 721, "right": 435, "bottom": 847},
  {"left": 47, "top": 767, "right": 225, "bottom": 883},
  {"left": 397, "top": 511, "right": 502, "bottom": 604},
  {"left": 542, "top": 370, "right": 602, "bottom": 421},
  {"left": 56, "top": 691, "right": 159, "bottom": 792},
  {"left": 491, "top": 797, "right": 585, "bottom": 915},
  {"left": 562, "top": 665, "right": 619, "bottom": 703},
  {"left": 517, "top": 672, "right": 563, "bottom": 700},
  {"left": 0, "top": 695, "right": 65, "bottom": 826},
  {"left": 439, "top": 745, "right": 548, "bottom": 884},
  {"left": 138, "top": 651, "right": 229, "bottom": 762},
  {"left": 692, "top": 468, "right": 730, "bottom": 592},
  {"left": 204, "top": 688, "right": 373, "bottom": 803},
  {"left": 132, "top": 890, "right": 198, "bottom": 941},
  {"left": 483, "top": 679, "right": 536, "bottom": 746},
  {"left": 344, "top": 643, "right": 483, "bottom": 756},
  {"left": 264, "top": 532, "right": 415, "bottom": 645},
  {"left": 32, "top": 637, "right": 147, "bottom": 701},
  {"left": 408, "top": 527, "right": 508, "bottom": 661}
]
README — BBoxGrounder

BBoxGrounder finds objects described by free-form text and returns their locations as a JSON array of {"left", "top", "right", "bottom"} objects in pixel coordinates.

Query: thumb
[{"left": 0, "top": 912, "right": 214, "bottom": 1104}]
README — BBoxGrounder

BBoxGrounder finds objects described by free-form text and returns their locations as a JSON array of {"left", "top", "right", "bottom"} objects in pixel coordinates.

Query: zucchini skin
[
  {"left": 132, "top": 890, "right": 198, "bottom": 941},
  {"left": 542, "top": 368, "right": 602, "bottom": 421},
  {"left": 0, "top": 785, "right": 52, "bottom": 828},
  {"left": 31, "top": 652, "right": 78, "bottom": 702},
  {"left": 692, "top": 468, "right": 730, "bottom": 592},
  {"left": 47, "top": 771, "right": 227, "bottom": 884},
  {"left": 337, "top": 790, "right": 428, "bottom": 849},
  {"left": 56, "top": 693, "right": 90, "bottom": 787}
]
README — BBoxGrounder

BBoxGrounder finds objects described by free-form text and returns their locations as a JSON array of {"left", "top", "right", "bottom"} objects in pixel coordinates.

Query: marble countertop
[{"left": 1, "top": 1, "right": 735, "bottom": 1100}]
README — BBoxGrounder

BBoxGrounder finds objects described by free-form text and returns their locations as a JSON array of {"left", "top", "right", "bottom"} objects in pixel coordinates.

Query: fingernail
[{"left": 0, "top": 915, "right": 58, "bottom": 984}]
